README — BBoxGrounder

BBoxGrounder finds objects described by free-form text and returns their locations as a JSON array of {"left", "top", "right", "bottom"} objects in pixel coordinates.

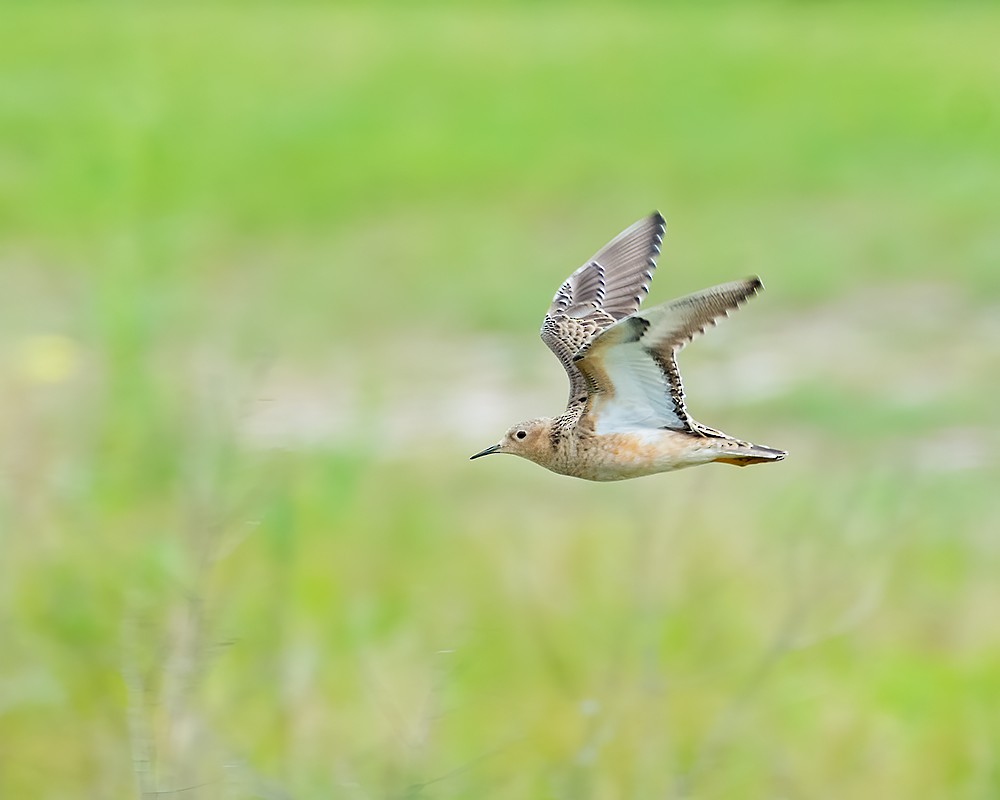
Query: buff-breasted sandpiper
[{"left": 470, "top": 212, "right": 786, "bottom": 481}]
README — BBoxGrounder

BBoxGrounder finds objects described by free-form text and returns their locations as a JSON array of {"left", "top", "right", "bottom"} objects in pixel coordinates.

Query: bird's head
[{"left": 469, "top": 418, "right": 553, "bottom": 466}]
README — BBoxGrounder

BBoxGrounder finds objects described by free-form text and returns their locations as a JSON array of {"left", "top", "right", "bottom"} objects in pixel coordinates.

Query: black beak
[{"left": 469, "top": 443, "right": 501, "bottom": 460}]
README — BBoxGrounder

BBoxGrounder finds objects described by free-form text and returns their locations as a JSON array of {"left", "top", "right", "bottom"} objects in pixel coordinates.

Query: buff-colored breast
[{"left": 559, "top": 429, "right": 708, "bottom": 481}]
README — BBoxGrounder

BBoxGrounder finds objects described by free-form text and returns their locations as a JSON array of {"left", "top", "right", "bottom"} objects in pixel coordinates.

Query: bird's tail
[{"left": 713, "top": 443, "right": 787, "bottom": 467}]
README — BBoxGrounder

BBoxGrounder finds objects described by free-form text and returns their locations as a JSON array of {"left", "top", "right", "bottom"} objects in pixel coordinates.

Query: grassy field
[{"left": 2, "top": 2, "right": 1000, "bottom": 798}]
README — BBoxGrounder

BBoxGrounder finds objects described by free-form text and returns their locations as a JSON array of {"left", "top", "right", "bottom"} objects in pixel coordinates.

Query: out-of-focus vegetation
[{"left": 1, "top": 3, "right": 999, "bottom": 798}]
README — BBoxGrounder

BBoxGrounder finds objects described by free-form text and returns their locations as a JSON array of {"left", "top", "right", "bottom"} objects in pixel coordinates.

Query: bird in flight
[{"left": 470, "top": 212, "right": 785, "bottom": 481}]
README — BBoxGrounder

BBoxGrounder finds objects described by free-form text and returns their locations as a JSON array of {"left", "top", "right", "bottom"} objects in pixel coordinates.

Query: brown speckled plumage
[
  {"left": 470, "top": 212, "right": 786, "bottom": 481},
  {"left": 540, "top": 213, "right": 663, "bottom": 409}
]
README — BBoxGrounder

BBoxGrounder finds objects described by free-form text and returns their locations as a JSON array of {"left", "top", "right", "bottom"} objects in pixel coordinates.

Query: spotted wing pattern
[
  {"left": 573, "top": 278, "right": 764, "bottom": 433},
  {"left": 540, "top": 212, "right": 666, "bottom": 407}
]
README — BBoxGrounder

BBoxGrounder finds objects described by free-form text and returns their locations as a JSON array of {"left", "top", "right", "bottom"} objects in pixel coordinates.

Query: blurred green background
[{"left": 2, "top": 2, "right": 999, "bottom": 797}]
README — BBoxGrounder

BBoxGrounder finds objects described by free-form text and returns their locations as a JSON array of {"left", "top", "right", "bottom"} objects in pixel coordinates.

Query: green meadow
[{"left": 2, "top": 2, "right": 999, "bottom": 797}]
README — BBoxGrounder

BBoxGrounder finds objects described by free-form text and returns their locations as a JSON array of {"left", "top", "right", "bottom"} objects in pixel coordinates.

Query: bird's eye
[{"left": 515, "top": 430, "right": 527, "bottom": 440}]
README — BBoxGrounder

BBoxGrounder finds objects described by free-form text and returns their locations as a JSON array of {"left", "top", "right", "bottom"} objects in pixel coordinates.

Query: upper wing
[
  {"left": 573, "top": 278, "right": 764, "bottom": 433},
  {"left": 540, "top": 212, "right": 666, "bottom": 407}
]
